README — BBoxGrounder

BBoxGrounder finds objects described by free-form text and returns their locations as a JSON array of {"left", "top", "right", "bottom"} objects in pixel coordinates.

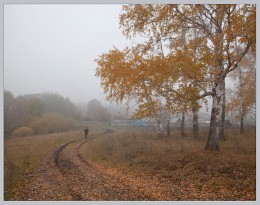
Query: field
[
  {"left": 4, "top": 123, "right": 256, "bottom": 200},
  {"left": 4, "top": 122, "right": 105, "bottom": 200},
  {"left": 80, "top": 127, "right": 256, "bottom": 200}
]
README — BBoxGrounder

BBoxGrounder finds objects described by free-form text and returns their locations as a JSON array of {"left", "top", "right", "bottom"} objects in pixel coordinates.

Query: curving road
[{"left": 12, "top": 129, "right": 153, "bottom": 201}]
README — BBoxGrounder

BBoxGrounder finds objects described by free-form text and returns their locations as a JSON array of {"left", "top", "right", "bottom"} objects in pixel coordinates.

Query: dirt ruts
[{"left": 12, "top": 129, "right": 153, "bottom": 201}]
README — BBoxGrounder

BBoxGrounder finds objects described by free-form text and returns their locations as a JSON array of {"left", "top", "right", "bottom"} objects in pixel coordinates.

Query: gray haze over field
[
  {"left": 4, "top": 4, "right": 237, "bottom": 113},
  {"left": 4, "top": 4, "right": 129, "bottom": 103}
]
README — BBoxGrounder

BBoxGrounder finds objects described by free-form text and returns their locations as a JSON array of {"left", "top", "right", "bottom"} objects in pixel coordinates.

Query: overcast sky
[
  {"left": 4, "top": 3, "right": 239, "bottom": 112},
  {"left": 4, "top": 4, "right": 130, "bottom": 103}
]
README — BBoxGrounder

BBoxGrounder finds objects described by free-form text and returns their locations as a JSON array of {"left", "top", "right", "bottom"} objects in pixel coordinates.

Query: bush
[
  {"left": 12, "top": 127, "right": 34, "bottom": 137},
  {"left": 29, "top": 112, "right": 74, "bottom": 134}
]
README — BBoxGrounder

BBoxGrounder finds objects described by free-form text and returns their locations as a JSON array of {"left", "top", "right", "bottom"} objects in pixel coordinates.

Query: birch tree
[
  {"left": 120, "top": 4, "right": 255, "bottom": 150},
  {"left": 226, "top": 49, "right": 256, "bottom": 133},
  {"left": 95, "top": 46, "right": 169, "bottom": 137},
  {"left": 96, "top": 4, "right": 255, "bottom": 149}
]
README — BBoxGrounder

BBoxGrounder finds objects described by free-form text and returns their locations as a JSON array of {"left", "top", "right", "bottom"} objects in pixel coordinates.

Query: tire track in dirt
[
  {"left": 53, "top": 128, "right": 113, "bottom": 169},
  {"left": 12, "top": 128, "right": 153, "bottom": 201},
  {"left": 52, "top": 128, "right": 115, "bottom": 200},
  {"left": 55, "top": 128, "right": 153, "bottom": 200},
  {"left": 11, "top": 128, "right": 112, "bottom": 201}
]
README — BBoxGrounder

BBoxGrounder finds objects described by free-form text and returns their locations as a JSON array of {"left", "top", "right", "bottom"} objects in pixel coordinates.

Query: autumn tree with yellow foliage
[{"left": 95, "top": 4, "right": 255, "bottom": 150}]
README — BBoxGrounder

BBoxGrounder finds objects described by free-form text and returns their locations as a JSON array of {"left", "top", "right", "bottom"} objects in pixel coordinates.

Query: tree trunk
[
  {"left": 219, "top": 79, "right": 226, "bottom": 140},
  {"left": 238, "top": 67, "right": 245, "bottom": 134},
  {"left": 180, "top": 112, "right": 186, "bottom": 137},
  {"left": 205, "top": 5, "right": 225, "bottom": 150},
  {"left": 205, "top": 95, "right": 220, "bottom": 150},
  {"left": 154, "top": 118, "right": 165, "bottom": 139},
  {"left": 253, "top": 63, "right": 256, "bottom": 119},
  {"left": 192, "top": 28, "right": 199, "bottom": 140},
  {"left": 205, "top": 81, "right": 225, "bottom": 150},
  {"left": 166, "top": 110, "right": 171, "bottom": 137},
  {"left": 192, "top": 107, "right": 199, "bottom": 139},
  {"left": 167, "top": 120, "right": 170, "bottom": 138}
]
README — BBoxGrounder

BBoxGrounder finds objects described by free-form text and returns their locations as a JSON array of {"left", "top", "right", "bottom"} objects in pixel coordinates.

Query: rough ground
[
  {"left": 11, "top": 129, "right": 256, "bottom": 201},
  {"left": 11, "top": 129, "right": 153, "bottom": 201}
]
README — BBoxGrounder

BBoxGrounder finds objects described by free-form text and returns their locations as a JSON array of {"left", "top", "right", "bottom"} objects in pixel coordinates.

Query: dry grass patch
[
  {"left": 81, "top": 127, "right": 256, "bottom": 200},
  {"left": 4, "top": 130, "right": 82, "bottom": 200},
  {"left": 4, "top": 122, "right": 112, "bottom": 200}
]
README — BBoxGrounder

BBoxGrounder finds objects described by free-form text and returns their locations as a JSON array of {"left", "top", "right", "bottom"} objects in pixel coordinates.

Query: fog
[
  {"left": 4, "top": 4, "right": 130, "bottom": 104},
  {"left": 4, "top": 4, "right": 239, "bottom": 114}
]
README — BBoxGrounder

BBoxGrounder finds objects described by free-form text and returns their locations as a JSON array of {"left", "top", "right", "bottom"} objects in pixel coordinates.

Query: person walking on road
[{"left": 84, "top": 127, "right": 89, "bottom": 139}]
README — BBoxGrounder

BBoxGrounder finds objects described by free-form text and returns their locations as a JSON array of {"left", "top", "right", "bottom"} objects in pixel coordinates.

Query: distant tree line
[
  {"left": 77, "top": 99, "right": 128, "bottom": 122},
  {"left": 84, "top": 99, "right": 112, "bottom": 122},
  {"left": 4, "top": 91, "right": 81, "bottom": 137},
  {"left": 4, "top": 91, "right": 118, "bottom": 137}
]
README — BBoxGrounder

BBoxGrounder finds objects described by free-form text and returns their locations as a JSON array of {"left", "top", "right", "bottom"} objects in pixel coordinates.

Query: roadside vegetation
[
  {"left": 4, "top": 122, "right": 256, "bottom": 200},
  {"left": 4, "top": 130, "right": 81, "bottom": 200},
  {"left": 80, "top": 127, "right": 256, "bottom": 200},
  {"left": 4, "top": 122, "right": 108, "bottom": 200}
]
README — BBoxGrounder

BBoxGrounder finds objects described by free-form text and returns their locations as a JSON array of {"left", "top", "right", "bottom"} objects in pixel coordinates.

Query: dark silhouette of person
[{"left": 84, "top": 127, "right": 89, "bottom": 139}]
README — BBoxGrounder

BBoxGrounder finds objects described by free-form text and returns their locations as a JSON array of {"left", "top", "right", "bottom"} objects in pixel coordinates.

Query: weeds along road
[{"left": 12, "top": 128, "right": 152, "bottom": 201}]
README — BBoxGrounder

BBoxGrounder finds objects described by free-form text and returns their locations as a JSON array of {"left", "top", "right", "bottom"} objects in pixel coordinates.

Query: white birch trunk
[
  {"left": 205, "top": 7, "right": 225, "bottom": 150},
  {"left": 192, "top": 27, "right": 199, "bottom": 140},
  {"left": 154, "top": 118, "right": 165, "bottom": 139},
  {"left": 219, "top": 79, "right": 226, "bottom": 139},
  {"left": 238, "top": 67, "right": 244, "bottom": 134},
  {"left": 205, "top": 81, "right": 225, "bottom": 150}
]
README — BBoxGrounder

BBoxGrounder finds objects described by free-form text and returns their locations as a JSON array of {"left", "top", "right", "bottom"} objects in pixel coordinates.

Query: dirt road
[
  {"left": 11, "top": 127, "right": 256, "bottom": 201},
  {"left": 12, "top": 129, "right": 153, "bottom": 201}
]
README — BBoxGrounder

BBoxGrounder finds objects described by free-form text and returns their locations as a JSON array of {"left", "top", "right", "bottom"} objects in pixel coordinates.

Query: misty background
[
  {"left": 4, "top": 4, "right": 131, "bottom": 104},
  {"left": 4, "top": 4, "right": 238, "bottom": 118}
]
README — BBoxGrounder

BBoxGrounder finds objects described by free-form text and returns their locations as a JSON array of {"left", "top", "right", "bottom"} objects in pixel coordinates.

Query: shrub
[{"left": 12, "top": 127, "right": 34, "bottom": 137}]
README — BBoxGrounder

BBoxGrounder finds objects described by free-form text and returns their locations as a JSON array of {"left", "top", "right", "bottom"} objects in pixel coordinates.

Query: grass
[
  {"left": 80, "top": 127, "right": 256, "bottom": 200},
  {"left": 4, "top": 124, "right": 256, "bottom": 200},
  {"left": 4, "top": 121, "right": 109, "bottom": 200},
  {"left": 4, "top": 130, "right": 81, "bottom": 200}
]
